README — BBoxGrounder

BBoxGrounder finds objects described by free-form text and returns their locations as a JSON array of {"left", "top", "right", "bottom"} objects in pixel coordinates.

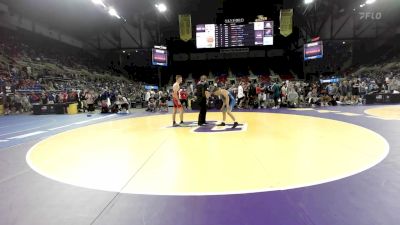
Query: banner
[
  {"left": 280, "top": 9, "right": 293, "bottom": 37},
  {"left": 224, "top": 18, "right": 245, "bottom": 24},
  {"left": 144, "top": 85, "right": 159, "bottom": 90},
  {"left": 179, "top": 14, "right": 192, "bottom": 42}
]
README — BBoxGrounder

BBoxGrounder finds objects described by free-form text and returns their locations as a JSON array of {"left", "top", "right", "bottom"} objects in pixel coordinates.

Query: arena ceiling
[
  {"left": 0, "top": 0, "right": 221, "bottom": 39},
  {"left": 2, "top": 0, "right": 398, "bottom": 45},
  {"left": 287, "top": 0, "right": 400, "bottom": 39}
]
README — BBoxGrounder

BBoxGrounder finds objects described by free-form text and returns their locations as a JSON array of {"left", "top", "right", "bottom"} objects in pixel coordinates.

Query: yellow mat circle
[
  {"left": 365, "top": 106, "right": 400, "bottom": 120},
  {"left": 27, "top": 113, "right": 389, "bottom": 195}
]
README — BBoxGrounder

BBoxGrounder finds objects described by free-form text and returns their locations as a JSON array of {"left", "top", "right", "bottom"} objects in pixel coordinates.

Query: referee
[{"left": 196, "top": 75, "right": 210, "bottom": 126}]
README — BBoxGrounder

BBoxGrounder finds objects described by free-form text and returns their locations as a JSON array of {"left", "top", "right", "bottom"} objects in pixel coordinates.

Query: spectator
[
  {"left": 154, "top": 90, "right": 160, "bottom": 110},
  {"left": 113, "top": 95, "right": 129, "bottom": 113},
  {"left": 237, "top": 82, "right": 245, "bottom": 109},
  {"left": 159, "top": 92, "right": 168, "bottom": 112},
  {"left": 179, "top": 88, "right": 188, "bottom": 109},
  {"left": 272, "top": 81, "right": 281, "bottom": 109},
  {"left": 287, "top": 87, "right": 299, "bottom": 108},
  {"left": 48, "top": 92, "right": 55, "bottom": 104},
  {"left": 352, "top": 80, "right": 361, "bottom": 104},
  {"left": 148, "top": 96, "right": 156, "bottom": 112},
  {"left": 13, "top": 93, "right": 22, "bottom": 113},
  {"left": 339, "top": 81, "right": 348, "bottom": 103},
  {"left": 307, "top": 88, "right": 320, "bottom": 107},
  {"left": 85, "top": 90, "right": 95, "bottom": 113},
  {"left": 281, "top": 83, "right": 287, "bottom": 106},
  {"left": 145, "top": 90, "right": 151, "bottom": 111},
  {"left": 30, "top": 92, "right": 40, "bottom": 105},
  {"left": 258, "top": 84, "right": 267, "bottom": 109},
  {"left": 248, "top": 81, "right": 257, "bottom": 108},
  {"left": 21, "top": 94, "right": 31, "bottom": 112}
]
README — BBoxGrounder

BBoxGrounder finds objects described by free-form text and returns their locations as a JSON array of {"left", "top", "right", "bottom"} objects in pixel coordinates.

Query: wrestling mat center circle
[{"left": 27, "top": 112, "right": 389, "bottom": 195}]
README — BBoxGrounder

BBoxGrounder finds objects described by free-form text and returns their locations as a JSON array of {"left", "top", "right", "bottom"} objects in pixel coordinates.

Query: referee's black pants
[{"left": 198, "top": 98, "right": 207, "bottom": 125}]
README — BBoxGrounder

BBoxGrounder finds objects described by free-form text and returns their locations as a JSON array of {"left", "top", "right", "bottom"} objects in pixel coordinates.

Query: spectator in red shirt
[
  {"left": 30, "top": 92, "right": 40, "bottom": 105},
  {"left": 62, "top": 92, "right": 68, "bottom": 103},
  {"left": 256, "top": 84, "right": 264, "bottom": 109},
  {"left": 179, "top": 88, "right": 188, "bottom": 109},
  {"left": 68, "top": 90, "right": 78, "bottom": 102}
]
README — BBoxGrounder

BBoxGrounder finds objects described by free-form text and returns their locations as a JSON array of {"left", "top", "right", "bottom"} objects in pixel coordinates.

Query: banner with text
[
  {"left": 179, "top": 14, "right": 192, "bottom": 42},
  {"left": 280, "top": 9, "right": 293, "bottom": 37}
]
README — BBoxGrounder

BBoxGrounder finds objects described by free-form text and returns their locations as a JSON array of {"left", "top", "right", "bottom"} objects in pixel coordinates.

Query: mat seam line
[{"left": 88, "top": 136, "right": 169, "bottom": 225}]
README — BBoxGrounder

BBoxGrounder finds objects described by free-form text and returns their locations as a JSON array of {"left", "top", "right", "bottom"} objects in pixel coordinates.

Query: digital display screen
[
  {"left": 320, "top": 78, "right": 340, "bottom": 83},
  {"left": 152, "top": 48, "right": 168, "bottom": 66},
  {"left": 304, "top": 41, "right": 323, "bottom": 61},
  {"left": 196, "top": 21, "right": 274, "bottom": 49}
]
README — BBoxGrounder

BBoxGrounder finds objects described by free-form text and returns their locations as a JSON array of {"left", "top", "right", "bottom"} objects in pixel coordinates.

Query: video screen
[
  {"left": 152, "top": 48, "right": 168, "bottom": 66},
  {"left": 304, "top": 41, "right": 323, "bottom": 61}
]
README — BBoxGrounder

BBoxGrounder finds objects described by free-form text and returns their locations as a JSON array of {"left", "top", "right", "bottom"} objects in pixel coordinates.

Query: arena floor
[{"left": 1, "top": 105, "right": 399, "bottom": 225}]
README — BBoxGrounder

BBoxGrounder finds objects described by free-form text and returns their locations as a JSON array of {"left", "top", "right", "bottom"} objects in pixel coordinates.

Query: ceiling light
[
  {"left": 108, "top": 7, "right": 121, "bottom": 19},
  {"left": 155, "top": 3, "right": 167, "bottom": 13},
  {"left": 91, "top": 0, "right": 106, "bottom": 8}
]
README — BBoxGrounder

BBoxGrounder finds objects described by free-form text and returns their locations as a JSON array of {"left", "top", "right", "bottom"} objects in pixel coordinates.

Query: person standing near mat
[
  {"left": 211, "top": 86, "right": 239, "bottom": 128},
  {"left": 85, "top": 90, "right": 95, "bottom": 114},
  {"left": 172, "top": 75, "right": 184, "bottom": 127},
  {"left": 196, "top": 75, "right": 210, "bottom": 126}
]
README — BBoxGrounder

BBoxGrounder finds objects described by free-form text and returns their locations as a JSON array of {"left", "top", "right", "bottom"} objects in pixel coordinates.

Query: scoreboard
[{"left": 196, "top": 21, "right": 274, "bottom": 49}]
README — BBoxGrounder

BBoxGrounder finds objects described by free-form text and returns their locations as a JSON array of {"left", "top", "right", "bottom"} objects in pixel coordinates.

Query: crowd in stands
[
  {"left": 0, "top": 27, "right": 146, "bottom": 115},
  {"left": 138, "top": 66, "right": 399, "bottom": 114},
  {"left": 172, "top": 65, "right": 400, "bottom": 111},
  {"left": 1, "top": 26, "right": 400, "bottom": 115}
]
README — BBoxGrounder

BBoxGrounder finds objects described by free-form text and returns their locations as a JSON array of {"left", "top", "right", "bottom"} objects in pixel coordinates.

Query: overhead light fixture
[
  {"left": 360, "top": 4, "right": 365, "bottom": 7},
  {"left": 108, "top": 7, "right": 121, "bottom": 19},
  {"left": 304, "top": 0, "right": 314, "bottom": 4},
  {"left": 155, "top": 3, "right": 167, "bottom": 13},
  {"left": 366, "top": 0, "right": 376, "bottom": 4},
  {"left": 91, "top": 0, "right": 106, "bottom": 8},
  {"left": 91, "top": 0, "right": 125, "bottom": 21}
]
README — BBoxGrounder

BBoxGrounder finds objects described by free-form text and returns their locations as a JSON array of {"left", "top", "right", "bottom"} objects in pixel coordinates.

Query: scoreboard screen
[
  {"left": 304, "top": 41, "right": 323, "bottom": 61},
  {"left": 196, "top": 21, "right": 274, "bottom": 49},
  {"left": 152, "top": 47, "right": 168, "bottom": 66}
]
